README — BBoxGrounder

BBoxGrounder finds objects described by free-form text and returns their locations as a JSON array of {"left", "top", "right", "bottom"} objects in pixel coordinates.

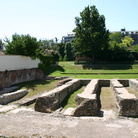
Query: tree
[
  {"left": 73, "top": 5, "right": 109, "bottom": 60},
  {"left": 57, "top": 43, "right": 65, "bottom": 61},
  {"left": 38, "top": 39, "right": 57, "bottom": 51},
  {"left": 64, "top": 42, "right": 74, "bottom": 61},
  {"left": 109, "top": 32, "right": 122, "bottom": 48},
  {"left": 4, "top": 34, "right": 39, "bottom": 58},
  {"left": 121, "top": 36, "right": 134, "bottom": 47}
]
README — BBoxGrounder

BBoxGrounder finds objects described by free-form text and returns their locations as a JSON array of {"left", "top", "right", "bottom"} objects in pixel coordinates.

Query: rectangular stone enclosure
[{"left": 35, "top": 79, "right": 138, "bottom": 117}]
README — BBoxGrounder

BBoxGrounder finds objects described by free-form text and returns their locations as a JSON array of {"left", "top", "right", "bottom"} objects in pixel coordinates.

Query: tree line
[{"left": 3, "top": 5, "right": 138, "bottom": 66}]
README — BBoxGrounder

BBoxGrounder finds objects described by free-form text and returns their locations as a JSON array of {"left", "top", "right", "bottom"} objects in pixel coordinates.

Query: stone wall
[
  {"left": 0, "top": 68, "right": 45, "bottom": 90},
  {"left": 111, "top": 79, "right": 138, "bottom": 117},
  {"left": 73, "top": 79, "right": 100, "bottom": 116},
  {"left": 35, "top": 79, "right": 81, "bottom": 113}
]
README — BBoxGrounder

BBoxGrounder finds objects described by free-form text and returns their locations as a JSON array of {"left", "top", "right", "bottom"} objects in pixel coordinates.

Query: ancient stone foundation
[
  {"left": 35, "top": 79, "right": 81, "bottom": 113},
  {"left": 35, "top": 79, "right": 138, "bottom": 117},
  {"left": 73, "top": 80, "right": 100, "bottom": 116},
  {"left": 111, "top": 79, "right": 138, "bottom": 117}
]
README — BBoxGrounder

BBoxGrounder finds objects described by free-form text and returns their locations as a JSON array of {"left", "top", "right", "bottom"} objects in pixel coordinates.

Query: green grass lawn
[
  {"left": 12, "top": 79, "right": 59, "bottom": 100},
  {"left": 44, "top": 61, "right": 138, "bottom": 79},
  {"left": 61, "top": 86, "right": 85, "bottom": 109}
]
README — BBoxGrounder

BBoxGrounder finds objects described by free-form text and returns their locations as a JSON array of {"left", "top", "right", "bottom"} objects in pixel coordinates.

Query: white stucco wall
[{"left": 0, "top": 55, "right": 40, "bottom": 71}]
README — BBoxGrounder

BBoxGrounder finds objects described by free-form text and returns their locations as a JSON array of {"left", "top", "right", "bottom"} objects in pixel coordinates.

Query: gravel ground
[{"left": 0, "top": 107, "right": 137, "bottom": 138}]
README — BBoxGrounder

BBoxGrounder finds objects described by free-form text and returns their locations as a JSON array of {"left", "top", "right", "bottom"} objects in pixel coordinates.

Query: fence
[{"left": 0, "top": 55, "right": 40, "bottom": 71}]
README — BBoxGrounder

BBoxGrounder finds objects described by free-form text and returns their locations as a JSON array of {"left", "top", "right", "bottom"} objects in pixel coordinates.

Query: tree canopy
[
  {"left": 4, "top": 34, "right": 39, "bottom": 58},
  {"left": 73, "top": 5, "right": 109, "bottom": 59}
]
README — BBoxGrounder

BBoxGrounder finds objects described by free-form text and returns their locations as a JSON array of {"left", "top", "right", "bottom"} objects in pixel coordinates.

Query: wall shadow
[
  {"left": 82, "top": 64, "right": 133, "bottom": 70},
  {"left": 42, "top": 65, "right": 65, "bottom": 75},
  {"left": 13, "top": 79, "right": 54, "bottom": 91}
]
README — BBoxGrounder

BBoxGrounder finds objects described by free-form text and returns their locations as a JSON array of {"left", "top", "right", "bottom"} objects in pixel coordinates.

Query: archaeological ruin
[
  {"left": 0, "top": 78, "right": 138, "bottom": 117},
  {"left": 34, "top": 79, "right": 138, "bottom": 117}
]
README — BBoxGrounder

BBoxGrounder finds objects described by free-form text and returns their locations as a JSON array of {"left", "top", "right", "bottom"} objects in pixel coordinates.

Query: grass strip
[{"left": 61, "top": 86, "right": 85, "bottom": 109}]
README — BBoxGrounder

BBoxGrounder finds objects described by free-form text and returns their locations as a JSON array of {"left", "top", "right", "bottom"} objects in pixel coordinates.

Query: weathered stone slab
[
  {"left": 110, "top": 79, "right": 124, "bottom": 89},
  {"left": 0, "top": 86, "right": 19, "bottom": 94},
  {"left": 34, "top": 93, "right": 59, "bottom": 113},
  {"left": 73, "top": 98, "right": 100, "bottom": 116},
  {"left": 83, "top": 79, "right": 99, "bottom": 94},
  {"left": 129, "top": 79, "right": 138, "bottom": 92},
  {"left": 117, "top": 98, "right": 138, "bottom": 117},
  {"left": 75, "top": 80, "right": 99, "bottom": 105},
  {"left": 57, "top": 78, "right": 72, "bottom": 86},
  {"left": 0, "top": 105, "right": 18, "bottom": 113},
  {"left": 63, "top": 107, "right": 75, "bottom": 116},
  {"left": 75, "top": 93, "right": 96, "bottom": 105},
  {"left": 114, "top": 87, "right": 138, "bottom": 117},
  {"left": 73, "top": 80, "right": 100, "bottom": 116},
  {"left": 0, "top": 89, "right": 28, "bottom": 105}
]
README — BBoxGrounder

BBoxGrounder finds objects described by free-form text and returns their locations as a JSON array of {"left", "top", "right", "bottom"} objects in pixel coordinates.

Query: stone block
[
  {"left": 83, "top": 79, "right": 99, "bottom": 94},
  {"left": 35, "top": 93, "right": 59, "bottom": 113},
  {"left": 0, "top": 89, "right": 28, "bottom": 105},
  {"left": 73, "top": 98, "right": 100, "bottom": 116},
  {"left": 110, "top": 79, "right": 124, "bottom": 88},
  {"left": 117, "top": 98, "right": 138, "bottom": 117},
  {"left": 0, "top": 86, "right": 19, "bottom": 94},
  {"left": 114, "top": 87, "right": 138, "bottom": 117},
  {"left": 57, "top": 78, "right": 72, "bottom": 86},
  {"left": 129, "top": 79, "right": 138, "bottom": 92},
  {"left": 75, "top": 93, "right": 96, "bottom": 105}
]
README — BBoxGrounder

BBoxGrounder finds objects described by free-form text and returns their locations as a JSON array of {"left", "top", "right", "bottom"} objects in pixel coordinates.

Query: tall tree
[{"left": 73, "top": 5, "right": 109, "bottom": 60}]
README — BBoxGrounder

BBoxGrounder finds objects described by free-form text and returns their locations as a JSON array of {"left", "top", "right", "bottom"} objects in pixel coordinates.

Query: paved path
[{"left": 0, "top": 107, "right": 137, "bottom": 138}]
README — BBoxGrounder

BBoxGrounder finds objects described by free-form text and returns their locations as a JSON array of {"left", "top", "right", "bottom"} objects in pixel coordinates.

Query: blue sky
[{"left": 0, "top": 0, "right": 138, "bottom": 41}]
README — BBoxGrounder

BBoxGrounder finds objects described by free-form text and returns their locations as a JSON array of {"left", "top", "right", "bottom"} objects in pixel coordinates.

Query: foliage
[
  {"left": 73, "top": 5, "right": 109, "bottom": 59},
  {"left": 109, "top": 32, "right": 122, "bottom": 48},
  {"left": 108, "top": 32, "right": 134, "bottom": 61},
  {"left": 4, "top": 34, "right": 60, "bottom": 68},
  {"left": 109, "top": 32, "right": 122, "bottom": 43},
  {"left": 57, "top": 43, "right": 65, "bottom": 61},
  {"left": 36, "top": 48, "right": 59, "bottom": 69},
  {"left": 109, "top": 45, "right": 134, "bottom": 61},
  {"left": 64, "top": 42, "right": 75, "bottom": 61},
  {"left": 38, "top": 39, "right": 57, "bottom": 51},
  {"left": 121, "top": 36, "right": 134, "bottom": 47},
  {"left": 4, "top": 34, "right": 39, "bottom": 58},
  {"left": 131, "top": 44, "right": 138, "bottom": 52}
]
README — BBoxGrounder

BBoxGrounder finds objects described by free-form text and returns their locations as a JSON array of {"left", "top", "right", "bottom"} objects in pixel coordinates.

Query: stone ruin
[
  {"left": 34, "top": 79, "right": 138, "bottom": 117},
  {"left": 0, "top": 78, "right": 137, "bottom": 117}
]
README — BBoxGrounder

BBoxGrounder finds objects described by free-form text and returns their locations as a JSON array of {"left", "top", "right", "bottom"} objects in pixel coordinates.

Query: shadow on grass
[
  {"left": 13, "top": 79, "right": 53, "bottom": 91},
  {"left": 41, "top": 65, "right": 65, "bottom": 75},
  {"left": 82, "top": 64, "right": 133, "bottom": 70}
]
